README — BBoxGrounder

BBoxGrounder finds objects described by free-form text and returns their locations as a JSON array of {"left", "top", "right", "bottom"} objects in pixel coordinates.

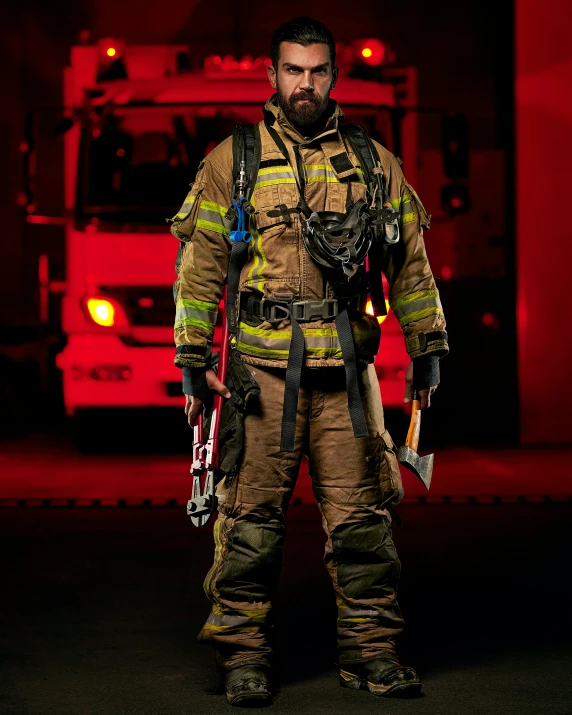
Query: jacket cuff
[
  {"left": 181, "top": 366, "right": 210, "bottom": 399},
  {"left": 405, "top": 330, "right": 449, "bottom": 360},
  {"left": 174, "top": 343, "right": 211, "bottom": 369},
  {"left": 413, "top": 355, "right": 440, "bottom": 391}
]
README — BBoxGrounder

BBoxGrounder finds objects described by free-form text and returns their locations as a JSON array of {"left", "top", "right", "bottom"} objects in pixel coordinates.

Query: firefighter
[{"left": 171, "top": 17, "right": 448, "bottom": 706}]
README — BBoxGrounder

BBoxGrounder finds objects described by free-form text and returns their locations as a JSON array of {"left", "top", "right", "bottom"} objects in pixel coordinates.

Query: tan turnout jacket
[{"left": 171, "top": 97, "right": 448, "bottom": 369}]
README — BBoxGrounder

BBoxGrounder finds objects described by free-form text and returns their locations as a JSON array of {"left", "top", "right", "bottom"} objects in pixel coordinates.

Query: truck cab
[{"left": 55, "top": 41, "right": 412, "bottom": 419}]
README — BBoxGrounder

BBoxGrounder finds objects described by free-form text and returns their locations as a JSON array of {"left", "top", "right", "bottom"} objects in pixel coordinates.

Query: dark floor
[{"left": 1, "top": 502, "right": 571, "bottom": 715}]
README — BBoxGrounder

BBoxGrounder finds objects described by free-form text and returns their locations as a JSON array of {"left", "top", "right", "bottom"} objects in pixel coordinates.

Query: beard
[{"left": 276, "top": 86, "right": 330, "bottom": 129}]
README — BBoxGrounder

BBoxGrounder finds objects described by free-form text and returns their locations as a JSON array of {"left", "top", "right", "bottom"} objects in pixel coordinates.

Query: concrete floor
[{"left": 1, "top": 503, "right": 571, "bottom": 714}]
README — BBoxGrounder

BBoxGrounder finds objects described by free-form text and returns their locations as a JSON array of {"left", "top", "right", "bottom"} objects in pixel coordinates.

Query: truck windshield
[{"left": 78, "top": 104, "right": 394, "bottom": 225}]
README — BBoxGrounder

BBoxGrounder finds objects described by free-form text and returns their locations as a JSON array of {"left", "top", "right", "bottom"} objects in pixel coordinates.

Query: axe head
[{"left": 398, "top": 445, "right": 434, "bottom": 490}]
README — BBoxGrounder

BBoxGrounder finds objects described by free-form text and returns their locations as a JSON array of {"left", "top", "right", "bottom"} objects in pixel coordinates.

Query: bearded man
[{"left": 171, "top": 16, "right": 448, "bottom": 706}]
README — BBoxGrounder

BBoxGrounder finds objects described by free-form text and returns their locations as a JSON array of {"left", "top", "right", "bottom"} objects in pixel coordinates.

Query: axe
[{"left": 398, "top": 390, "right": 434, "bottom": 490}]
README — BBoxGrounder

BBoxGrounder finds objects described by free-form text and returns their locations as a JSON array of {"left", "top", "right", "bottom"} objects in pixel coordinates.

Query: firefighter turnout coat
[{"left": 171, "top": 97, "right": 448, "bottom": 372}]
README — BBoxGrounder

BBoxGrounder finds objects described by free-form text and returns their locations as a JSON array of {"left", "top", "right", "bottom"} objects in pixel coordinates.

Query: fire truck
[{"left": 53, "top": 39, "right": 415, "bottom": 423}]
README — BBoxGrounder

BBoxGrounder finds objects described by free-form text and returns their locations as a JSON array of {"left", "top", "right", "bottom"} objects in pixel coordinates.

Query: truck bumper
[{"left": 56, "top": 335, "right": 183, "bottom": 416}]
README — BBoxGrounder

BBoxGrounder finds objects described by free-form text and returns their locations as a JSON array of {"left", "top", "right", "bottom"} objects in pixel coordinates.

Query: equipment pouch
[
  {"left": 205, "top": 348, "right": 261, "bottom": 477},
  {"left": 379, "top": 429, "right": 404, "bottom": 507},
  {"left": 351, "top": 312, "right": 382, "bottom": 363},
  {"left": 169, "top": 180, "right": 205, "bottom": 242}
]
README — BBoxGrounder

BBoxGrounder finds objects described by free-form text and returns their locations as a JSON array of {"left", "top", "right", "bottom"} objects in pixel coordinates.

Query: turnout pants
[{"left": 198, "top": 363, "right": 405, "bottom": 670}]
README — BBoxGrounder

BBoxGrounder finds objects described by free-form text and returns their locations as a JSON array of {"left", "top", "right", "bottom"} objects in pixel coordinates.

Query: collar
[{"left": 263, "top": 95, "right": 344, "bottom": 146}]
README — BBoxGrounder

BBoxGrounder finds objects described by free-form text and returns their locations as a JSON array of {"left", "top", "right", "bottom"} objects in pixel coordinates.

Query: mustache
[{"left": 289, "top": 90, "right": 320, "bottom": 105}]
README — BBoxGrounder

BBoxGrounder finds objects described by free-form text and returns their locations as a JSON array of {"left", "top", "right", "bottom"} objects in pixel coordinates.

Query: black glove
[
  {"left": 413, "top": 355, "right": 440, "bottom": 391},
  {"left": 182, "top": 366, "right": 210, "bottom": 399}
]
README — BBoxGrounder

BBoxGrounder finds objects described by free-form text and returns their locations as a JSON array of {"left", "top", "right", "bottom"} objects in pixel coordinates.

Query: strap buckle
[{"left": 291, "top": 299, "right": 339, "bottom": 322}]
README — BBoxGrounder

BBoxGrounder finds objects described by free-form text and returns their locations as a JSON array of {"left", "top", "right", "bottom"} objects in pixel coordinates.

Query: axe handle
[{"left": 405, "top": 393, "right": 421, "bottom": 453}]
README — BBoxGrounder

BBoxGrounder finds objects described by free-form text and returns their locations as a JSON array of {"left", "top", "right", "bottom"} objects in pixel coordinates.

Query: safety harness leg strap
[
  {"left": 280, "top": 318, "right": 305, "bottom": 452},
  {"left": 335, "top": 308, "right": 369, "bottom": 439}
]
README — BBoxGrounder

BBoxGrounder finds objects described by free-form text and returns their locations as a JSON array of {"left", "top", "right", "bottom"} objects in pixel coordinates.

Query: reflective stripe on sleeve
[
  {"left": 171, "top": 194, "right": 197, "bottom": 221},
  {"left": 391, "top": 290, "right": 443, "bottom": 327},
  {"left": 196, "top": 200, "right": 232, "bottom": 238},
  {"left": 175, "top": 298, "right": 219, "bottom": 330}
]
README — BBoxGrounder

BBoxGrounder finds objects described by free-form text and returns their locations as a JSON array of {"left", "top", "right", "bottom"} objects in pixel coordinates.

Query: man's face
[{"left": 267, "top": 41, "right": 338, "bottom": 128}]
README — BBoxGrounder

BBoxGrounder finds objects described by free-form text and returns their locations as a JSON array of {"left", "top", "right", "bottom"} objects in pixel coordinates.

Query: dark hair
[{"left": 270, "top": 17, "right": 336, "bottom": 69}]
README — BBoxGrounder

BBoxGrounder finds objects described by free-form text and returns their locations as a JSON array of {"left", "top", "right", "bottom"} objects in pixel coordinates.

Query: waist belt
[
  {"left": 241, "top": 295, "right": 360, "bottom": 324},
  {"left": 239, "top": 294, "right": 368, "bottom": 451}
]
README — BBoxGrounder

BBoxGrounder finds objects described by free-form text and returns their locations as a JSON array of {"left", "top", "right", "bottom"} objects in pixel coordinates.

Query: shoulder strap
[
  {"left": 231, "top": 123, "right": 261, "bottom": 202},
  {"left": 341, "top": 123, "right": 388, "bottom": 317},
  {"left": 341, "top": 123, "right": 377, "bottom": 188}
]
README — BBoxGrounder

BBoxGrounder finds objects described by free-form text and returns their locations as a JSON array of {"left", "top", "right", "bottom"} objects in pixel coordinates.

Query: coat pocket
[
  {"left": 378, "top": 429, "right": 404, "bottom": 507},
  {"left": 169, "top": 182, "right": 204, "bottom": 242},
  {"left": 403, "top": 180, "right": 431, "bottom": 231}
]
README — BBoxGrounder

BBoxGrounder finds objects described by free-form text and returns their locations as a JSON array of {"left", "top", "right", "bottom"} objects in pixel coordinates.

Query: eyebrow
[{"left": 282, "top": 62, "right": 330, "bottom": 72}]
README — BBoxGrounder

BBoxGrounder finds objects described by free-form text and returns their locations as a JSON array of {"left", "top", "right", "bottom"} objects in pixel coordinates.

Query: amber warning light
[
  {"left": 86, "top": 298, "right": 115, "bottom": 326},
  {"left": 106, "top": 47, "right": 117, "bottom": 58}
]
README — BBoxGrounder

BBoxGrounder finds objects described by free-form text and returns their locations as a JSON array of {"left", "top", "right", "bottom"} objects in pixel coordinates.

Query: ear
[
  {"left": 331, "top": 66, "right": 339, "bottom": 90},
  {"left": 267, "top": 64, "right": 277, "bottom": 90}
]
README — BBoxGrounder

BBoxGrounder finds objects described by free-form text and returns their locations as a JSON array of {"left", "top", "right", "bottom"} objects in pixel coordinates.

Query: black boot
[
  {"left": 224, "top": 664, "right": 272, "bottom": 707},
  {"left": 340, "top": 657, "right": 422, "bottom": 698}
]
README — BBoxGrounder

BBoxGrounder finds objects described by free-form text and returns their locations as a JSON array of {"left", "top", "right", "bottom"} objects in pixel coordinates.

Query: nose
[{"left": 300, "top": 71, "right": 314, "bottom": 92}]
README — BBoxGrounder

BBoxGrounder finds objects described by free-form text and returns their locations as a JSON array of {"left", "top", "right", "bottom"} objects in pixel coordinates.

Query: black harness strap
[
  {"left": 335, "top": 308, "right": 369, "bottom": 439},
  {"left": 341, "top": 123, "right": 388, "bottom": 317},
  {"left": 226, "top": 124, "right": 261, "bottom": 338}
]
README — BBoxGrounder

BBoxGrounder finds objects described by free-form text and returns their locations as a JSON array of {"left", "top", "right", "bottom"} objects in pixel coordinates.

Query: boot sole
[
  {"left": 340, "top": 670, "right": 422, "bottom": 698},
  {"left": 227, "top": 691, "right": 272, "bottom": 707}
]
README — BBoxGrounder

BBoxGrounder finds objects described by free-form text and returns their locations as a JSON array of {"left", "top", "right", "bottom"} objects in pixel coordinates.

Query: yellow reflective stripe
[
  {"left": 202, "top": 623, "right": 262, "bottom": 632},
  {"left": 392, "top": 289, "right": 439, "bottom": 311},
  {"left": 237, "top": 343, "right": 344, "bottom": 359},
  {"left": 390, "top": 194, "right": 412, "bottom": 209},
  {"left": 177, "top": 298, "right": 218, "bottom": 312},
  {"left": 257, "top": 167, "right": 294, "bottom": 176},
  {"left": 401, "top": 212, "right": 416, "bottom": 224},
  {"left": 196, "top": 219, "right": 230, "bottom": 237},
  {"left": 200, "top": 200, "right": 228, "bottom": 217},
  {"left": 399, "top": 306, "right": 443, "bottom": 327},
  {"left": 174, "top": 317, "right": 213, "bottom": 330},
  {"left": 237, "top": 342, "right": 290, "bottom": 358},
  {"left": 172, "top": 194, "right": 197, "bottom": 221},
  {"left": 203, "top": 519, "right": 222, "bottom": 597},
  {"left": 253, "top": 178, "right": 297, "bottom": 190},
  {"left": 239, "top": 323, "right": 336, "bottom": 340}
]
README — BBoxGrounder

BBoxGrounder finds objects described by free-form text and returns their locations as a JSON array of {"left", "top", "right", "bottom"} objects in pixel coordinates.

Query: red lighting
[
  {"left": 19, "top": 142, "right": 29, "bottom": 153},
  {"left": 450, "top": 196, "right": 463, "bottom": 209},
  {"left": 212, "top": 55, "right": 222, "bottom": 65},
  {"left": 137, "top": 297, "right": 154, "bottom": 308},
  {"left": 92, "top": 128, "right": 101, "bottom": 138},
  {"left": 356, "top": 39, "right": 385, "bottom": 66},
  {"left": 116, "top": 148, "right": 125, "bottom": 157},
  {"left": 481, "top": 312, "right": 497, "bottom": 327},
  {"left": 441, "top": 265, "right": 452, "bottom": 280}
]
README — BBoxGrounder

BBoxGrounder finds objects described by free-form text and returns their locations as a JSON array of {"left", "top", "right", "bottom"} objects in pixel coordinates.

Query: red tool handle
[{"left": 208, "top": 285, "right": 230, "bottom": 469}]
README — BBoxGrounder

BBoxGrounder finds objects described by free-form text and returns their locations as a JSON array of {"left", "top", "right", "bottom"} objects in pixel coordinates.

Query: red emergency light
[
  {"left": 204, "top": 54, "right": 272, "bottom": 78},
  {"left": 355, "top": 39, "right": 386, "bottom": 66}
]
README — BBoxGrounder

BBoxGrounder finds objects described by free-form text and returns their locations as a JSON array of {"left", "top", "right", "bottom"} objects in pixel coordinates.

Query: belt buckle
[
  {"left": 266, "top": 301, "right": 291, "bottom": 322},
  {"left": 292, "top": 299, "right": 338, "bottom": 322}
]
